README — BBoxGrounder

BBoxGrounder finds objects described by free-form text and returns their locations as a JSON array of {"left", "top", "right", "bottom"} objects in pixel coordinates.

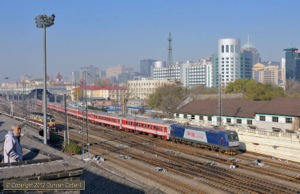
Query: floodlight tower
[{"left": 35, "top": 14, "right": 55, "bottom": 144}]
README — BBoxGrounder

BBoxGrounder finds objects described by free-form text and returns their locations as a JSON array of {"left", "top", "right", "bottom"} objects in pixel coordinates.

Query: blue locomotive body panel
[{"left": 170, "top": 124, "right": 238, "bottom": 149}]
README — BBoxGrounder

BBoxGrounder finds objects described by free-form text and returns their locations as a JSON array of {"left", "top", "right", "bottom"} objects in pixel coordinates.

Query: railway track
[
  {"left": 54, "top": 112, "right": 300, "bottom": 194},
  {"left": 3, "top": 104, "right": 300, "bottom": 194}
]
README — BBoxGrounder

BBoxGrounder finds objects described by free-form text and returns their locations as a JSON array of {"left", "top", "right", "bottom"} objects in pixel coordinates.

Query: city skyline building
[
  {"left": 140, "top": 59, "right": 157, "bottom": 77},
  {"left": 71, "top": 71, "right": 80, "bottom": 86},
  {"left": 80, "top": 65, "right": 100, "bottom": 85},
  {"left": 181, "top": 59, "right": 212, "bottom": 88},
  {"left": 152, "top": 58, "right": 213, "bottom": 87},
  {"left": 106, "top": 65, "right": 134, "bottom": 81},
  {"left": 283, "top": 48, "right": 299, "bottom": 81},
  {"left": 213, "top": 38, "right": 254, "bottom": 88},
  {"left": 127, "top": 79, "right": 176, "bottom": 100},
  {"left": 152, "top": 63, "right": 181, "bottom": 81},
  {"left": 241, "top": 37, "right": 261, "bottom": 65},
  {"left": 252, "top": 63, "right": 279, "bottom": 85}
]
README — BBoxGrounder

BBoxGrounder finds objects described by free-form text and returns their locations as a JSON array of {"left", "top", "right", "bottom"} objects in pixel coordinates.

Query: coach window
[
  {"left": 272, "top": 117, "right": 279, "bottom": 122},
  {"left": 247, "top": 120, "right": 252, "bottom": 125},
  {"left": 286, "top": 118, "right": 292, "bottom": 123},
  {"left": 259, "top": 116, "right": 266, "bottom": 121}
]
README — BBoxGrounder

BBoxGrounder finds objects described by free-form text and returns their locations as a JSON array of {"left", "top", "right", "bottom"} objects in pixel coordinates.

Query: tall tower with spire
[{"left": 167, "top": 32, "right": 173, "bottom": 67}]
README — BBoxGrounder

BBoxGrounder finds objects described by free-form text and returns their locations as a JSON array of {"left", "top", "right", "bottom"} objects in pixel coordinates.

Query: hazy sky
[{"left": 0, "top": 0, "right": 299, "bottom": 83}]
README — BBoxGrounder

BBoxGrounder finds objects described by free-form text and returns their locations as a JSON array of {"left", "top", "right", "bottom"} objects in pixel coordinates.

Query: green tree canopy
[
  {"left": 72, "top": 88, "right": 83, "bottom": 101},
  {"left": 94, "top": 78, "right": 110, "bottom": 88},
  {"left": 225, "top": 79, "right": 284, "bottom": 100},
  {"left": 147, "top": 84, "right": 188, "bottom": 116},
  {"left": 189, "top": 84, "right": 218, "bottom": 98}
]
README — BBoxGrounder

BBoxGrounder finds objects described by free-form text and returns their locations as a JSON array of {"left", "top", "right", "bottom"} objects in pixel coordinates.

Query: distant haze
[{"left": 0, "top": 0, "right": 299, "bottom": 82}]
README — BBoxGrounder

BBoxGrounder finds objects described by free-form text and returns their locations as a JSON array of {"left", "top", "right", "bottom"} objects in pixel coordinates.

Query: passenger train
[{"left": 37, "top": 100, "right": 240, "bottom": 154}]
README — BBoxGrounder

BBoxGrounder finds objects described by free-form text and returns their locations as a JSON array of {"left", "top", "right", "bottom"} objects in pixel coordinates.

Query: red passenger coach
[
  {"left": 120, "top": 115, "right": 174, "bottom": 139},
  {"left": 67, "top": 107, "right": 82, "bottom": 118},
  {"left": 92, "top": 111, "right": 121, "bottom": 128}
]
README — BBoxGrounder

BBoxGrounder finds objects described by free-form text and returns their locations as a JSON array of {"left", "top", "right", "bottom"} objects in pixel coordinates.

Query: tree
[
  {"left": 225, "top": 79, "right": 254, "bottom": 94},
  {"left": 147, "top": 84, "right": 188, "bottom": 117},
  {"left": 189, "top": 84, "right": 218, "bottom": 98},
  {"left": 225, "top": 79, "right": 284, "bottom": 101},
  {"left": 94, "top": 78, "right": 110, "bottom": 88},
  {"left": 285, "top": 79, "right": 300, "bottom": 97},
  {"left": 73, "top": 87, "right": 83, "bottom": 101}
]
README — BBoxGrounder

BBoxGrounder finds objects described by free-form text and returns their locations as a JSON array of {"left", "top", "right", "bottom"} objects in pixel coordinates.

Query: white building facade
[
  {"left": 152, "top": 59, "right": 212, "bottom": 87},
  {"left": 127, "top": 79, "right": 176, "bottom": 100},
  {"left": 213, "top": 38, "right": 254, "bottom": 87}
]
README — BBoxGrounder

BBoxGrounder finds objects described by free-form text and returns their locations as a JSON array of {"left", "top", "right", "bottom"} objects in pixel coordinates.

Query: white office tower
[
  {"left": 281, "top": 58, "right": 286, "bottom": 87},
  {"left": 213, "top": 38, "right": 253, "bottom": 88},
  {"left": 215, "top": 39, "right": 241, "bottom": 87},
  {"left": 281, "top": 58, "right": 286, "bottom": 69}
]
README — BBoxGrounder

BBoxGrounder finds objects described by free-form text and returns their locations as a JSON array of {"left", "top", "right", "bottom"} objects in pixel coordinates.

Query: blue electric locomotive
[{"left": 170, "top": 124, "right": 239, "bottom": 154}]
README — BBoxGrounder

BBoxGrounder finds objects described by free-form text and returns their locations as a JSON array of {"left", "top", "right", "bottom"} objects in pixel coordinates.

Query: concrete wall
[
  {"left": 229, "top": 126, "right": 300, "bottom": 163},
  {"left": 175, "top": 118, "right": 300, "bottom": 162}
]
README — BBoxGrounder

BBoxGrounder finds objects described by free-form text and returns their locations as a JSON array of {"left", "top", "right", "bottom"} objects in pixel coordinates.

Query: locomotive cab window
[{"left": 227, "top": 132, "right": 239, "bottom": 141}]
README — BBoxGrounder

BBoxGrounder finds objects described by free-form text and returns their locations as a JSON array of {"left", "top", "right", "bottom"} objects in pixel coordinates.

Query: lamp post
[
  {"left": 4, "top": 77, "right": 9, "bottom": 101},
  {"left": 35, "top": 14, "right": 55, "bottom": 144}
]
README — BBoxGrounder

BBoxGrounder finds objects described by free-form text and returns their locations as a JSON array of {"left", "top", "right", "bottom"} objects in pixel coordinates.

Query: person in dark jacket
[{"left": 3, "top": 125, "right": 23, "bottom": 163}]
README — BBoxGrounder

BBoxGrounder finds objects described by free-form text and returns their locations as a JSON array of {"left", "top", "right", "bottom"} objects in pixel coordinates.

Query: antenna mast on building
[
  {"left": 168, "top": 32, "right": 173, "bottom": 66},
  {"left": 167, "top": 32, "right": 173, "bottom": 80}
]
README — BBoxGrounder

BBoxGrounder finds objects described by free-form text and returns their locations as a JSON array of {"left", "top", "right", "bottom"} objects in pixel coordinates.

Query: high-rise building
[
  {"left": 152, "top": 63, "right": 181, "bottom": 81},
  {"left": 71, "top": 71, "right": 80, "bottom": 86},
  {"left": 140, "top": 59, "right": 157, "bottom": 77},
  {"left": 252, "top": 63, "right": 279, "bottom": 85},
  {"left": 283, "top": 48, "right": 299, "bottom": 80},
  {"left": 241, "top": 38, "right": 261, "bottom": 65},
  {"left": 106, "top": 65, "right": 134, "bottom": 81},
  {"left": 213, "top": 38, "right": 254, "bottom": 87},
  {"left": 80, "top": 65, "right": 100, "bottom": 85},
  {"left": 181, "top": 59, "right": 212, "bottom": 87},
  {"left": 152, "top": 58, "right": 212, "bottom": 87}
]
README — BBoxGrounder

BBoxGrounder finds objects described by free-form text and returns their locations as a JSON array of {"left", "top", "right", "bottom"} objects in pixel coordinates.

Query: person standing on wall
[{"left": 3, "top": 125, "right": 23, "bottom": 163}]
